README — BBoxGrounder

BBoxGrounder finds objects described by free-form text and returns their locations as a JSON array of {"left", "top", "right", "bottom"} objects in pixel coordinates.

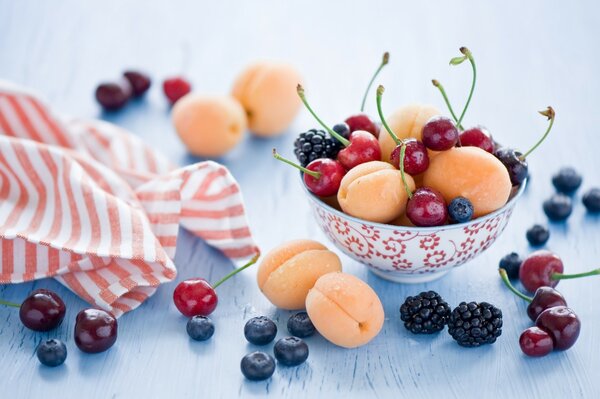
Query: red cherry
[
  {"left": 173, "top": 278, "right": 218, "bottom": 317},
  {"left": 273, "top": 150, "right": 345, "bottom": 197},
  {"left": 527, "top": 287, "right": 567, "bottom": 321},
  {"left": 95, "top": 79, "right": 132, "bottom": 110},
  {"left": 422, "top": 116, "right": 459, "bottom": 151},
  {"left": 336, "top": 130, "right": 381, "bottom": 170},
  {"left": 74, "top": 308, "right": 118, "bottom": 353},
  {"left": 406, "top": 187, "right": 448, "bottom": 227},
  {"left": 345, "top": 114, "right": 379, "bottom": 137},
  {"left": 460, "top": 126, "right": 495, "bottom": 153},
  {"left": 163, "top": 76, "right": 191, "bottom": 104},
  {"left": 19, "top": 289, "right": 66, "bottom": 332},
  {"left": 390, "top": 139, "right": 429, "bottom": 175},
  {"left": 519, "top": 327, "right": 554, "bottom": 357},
  {"left": 123, "top": 70, "right": 151, "bottom": 97},
  {"left": 519, "top": 250, "right": 563, "bottom": 293},
  {"left": 535, "top": 306, "right": 581, "bottom": 350}
]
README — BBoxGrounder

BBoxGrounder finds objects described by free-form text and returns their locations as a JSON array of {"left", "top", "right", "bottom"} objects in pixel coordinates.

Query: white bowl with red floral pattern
[{"left": 304, "top": 181, "right": 526, "bottom": 283}]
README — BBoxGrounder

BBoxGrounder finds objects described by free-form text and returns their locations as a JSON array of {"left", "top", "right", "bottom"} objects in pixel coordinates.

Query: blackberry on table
[
  {"left": 448, "top": 301, "right": 503, "bottom": 347},
  {"left": 294, "top": 129, "right": 342, "bottom": 167},
  {"left": 400, "top": 291, "right": 451, "bottom": 334}
]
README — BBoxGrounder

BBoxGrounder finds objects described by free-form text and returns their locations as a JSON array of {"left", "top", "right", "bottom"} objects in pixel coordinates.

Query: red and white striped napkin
[{"left": 0, "top": 81, "right": 257, "bottom": 317}]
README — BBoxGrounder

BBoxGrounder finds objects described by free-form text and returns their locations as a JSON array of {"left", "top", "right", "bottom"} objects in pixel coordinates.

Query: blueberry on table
[
  {"left": 526, "top": 224, "right": 550, "bottom": 246},
  {"left": 448, "top": 197, "right": 474, "bottom": 223},
  {"left": 543, "top": 194, "right": 573, "bottom": 221},
  {"left": 240, "top": 352, "right": 276, "bottom": 381},
  {"left": 273, "top": 337, "right": 309, "bottom": 366},
  {"left": 552, "top": 167, "right": 582, "bottom": 194},
  {"left": 447, "top": 302, "right": 503, "bottom": 347},
  {"left": 36, "top": 339, "right": 67, "bottom": 367},
  {"left": 287, "top": 312, "right": 316, "bottom": 338},
  {"left": 400, "top": 291, "right": 451, "bottom": 334},
  {"left": 498, "top": 252, "right": 522, "bottom": 280},
  {"left": 186, "top": 316, "right": 215, "bottom": 341},
  {"left": 244, "top": 316, "right": 277, "bottom": 345},
  {"left": 582, "top": 188, "right": 600, "bottom": 212}
]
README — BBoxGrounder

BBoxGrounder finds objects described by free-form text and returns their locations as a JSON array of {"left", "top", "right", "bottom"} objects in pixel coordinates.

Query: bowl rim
[{"left": 302, "top": 175, "right": 527, "bottom": 232}]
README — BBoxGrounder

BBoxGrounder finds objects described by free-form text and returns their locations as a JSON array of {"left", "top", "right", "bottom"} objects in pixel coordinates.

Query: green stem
[
  {"left": 360, "top": 52, "right": 389, "bottom": 112},
  {"left": 399, "top": 143, "right": 412, "bottom": 199},
  {"left": 499, "top": 269, "right": 532, "bottom": 303},
  {"left": 297, "top": 85, "right": 350, "bottom": 147},
  {"left": 520, "top": 107, "right": 556, "bottom": 160},
  {"left": 455, "top": 47, "right": 476, "bottom": 129},
  {"left": 272, "top": 149, "right": 321, "bottom": 178},
  {"left": 212, "top": 252, "right": 261, "bottom": 289},
  {"left": 431, "top": 79, "right": 464, "bottom": 130},
  {"left": 551, "top": 268, "right": 600, "bottom": 281},
  {"left": 375, "top": 85, "right": 401, "bottom": 145},
  {"left": 0, "top": 298, "right": 20, "bottom": 308}
]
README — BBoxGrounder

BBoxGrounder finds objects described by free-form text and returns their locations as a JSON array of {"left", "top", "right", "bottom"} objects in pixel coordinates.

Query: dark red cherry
[
  {"left": 460, "top": 126, "right": 495, "bottom": 153},
  {"left": 535, "top": 306, "right": 580, "bottom": 351},
  {"left": 519, "top": 327, "right": 554, "bottom": 357},
  {"left": 421, "top": 116, "right": 459, "bottom": 151},
  {"left": 345, "top": 114, "right": 379, "bottom": 137},
  {"left": 173, "top": 278, "right": 217, "bottom": 317},
  {"left": 163, "top": 76, "right": 191, "bottom": 104},
  {"left": 19, "top": 289, "right": 66, "bottom": 332},
  {"left": 74, "top": 309, "right": 118, "bottom": 353},
  {"left": 527, "top": 287, "right": 567, "bottom": 321},
  {"left": 519, "top": 250, "right": 563, "bottom": 293},
  {"left": 95, "top": 79, "right": 132, "bottom": 110},
  {"left": 123, "top": 70, "right": 151, "bottom": 97},
  {"left": 390, "top": 139, "right": 430, "bottom": 175},
  {"left": 494, "top": 147, "right": 528, "bottom": 186},
  {"left": 406, "top": 187, "right": 448, "bottom": 227}
]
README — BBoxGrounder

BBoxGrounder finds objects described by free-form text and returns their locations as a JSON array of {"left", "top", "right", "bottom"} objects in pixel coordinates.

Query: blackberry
[
  {"left": 294, "top": 129, "right": 342, "bottom": 167},
  {"left": 543, "top": 194, "right": 573, "bottom": 221},
  {"left": 400, "top": 291, "right": 451, "bottom": 334},
  {"left": 499, "top": 252, "right": 522, "bottom": 280},
  {"left": 526, "top": 224, "right": 550, "bottom": 246},
  {"left": 552, "top": 167, "right": 582, "bottom": 194},
  {"left": 448, "top": 301, "right": 503, "bottom": 347}
]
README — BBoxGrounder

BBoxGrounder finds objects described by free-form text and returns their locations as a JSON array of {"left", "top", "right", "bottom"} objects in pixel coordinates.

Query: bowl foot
[{"left": 370, "top": 269, "right": 450, "bottom": 284}]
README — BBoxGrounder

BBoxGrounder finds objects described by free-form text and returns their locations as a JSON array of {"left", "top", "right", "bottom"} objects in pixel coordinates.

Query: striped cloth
[{"left": 0, "top": 81, "right": 257, "bottom": 317}]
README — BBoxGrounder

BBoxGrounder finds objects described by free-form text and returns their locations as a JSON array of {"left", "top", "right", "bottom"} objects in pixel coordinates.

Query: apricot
[
  {"left": 378, "top": 104, "right": 441, "bottom": 162},
  {"left": 232, "top": 62, "right": 302, "bottom": 137},
  {"left": 257, "top": 240, "right": 342, "bottom": 310},
  {"left": 305, "top": 272, "right": 384, "bottom": 348},
  {"left": 423, "top": 146, "right": 512, "bottom": 217},
  {"left": 337, "top": 161, "right": 415, "bottom": 223},
  {"left": 172, "top": 94, "right": 246, "bottom": 157}
]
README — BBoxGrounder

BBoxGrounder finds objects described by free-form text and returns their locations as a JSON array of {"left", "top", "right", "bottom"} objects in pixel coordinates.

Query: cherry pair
[{"left": 500, "top": 269, "right": 580, "bottom": 357}]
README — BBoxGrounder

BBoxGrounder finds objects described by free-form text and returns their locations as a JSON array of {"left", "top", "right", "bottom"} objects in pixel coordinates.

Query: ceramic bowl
[{"left": 303, "top": 179, "right": 526, "bottom": 283}]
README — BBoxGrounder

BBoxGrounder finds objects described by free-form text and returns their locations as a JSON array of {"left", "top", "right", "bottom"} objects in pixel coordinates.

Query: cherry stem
[
  {"left": 297, "top": 85, "right": 350, "bottom": 147},
  {"left": 520, "top": 106, "right": 556, "bottom": 160},
  {"left": 499, "top": 268, "right": 533, "bottom": 303},
  {"left": 376, "top": 85, "right": 401, "bottom": 145},
  {"left": 272, "top": 149, "right": 321, "bottom": 178},
  {"left": 551, "top": 268, "right": 600, "bottom": 281},
  {"left": 431, "top": 79, "right": 464, "bottom": 130},
  {"left": 360, "top": 52, "right": 389, "bottom": 112},
  {"left": 399, "top": 143, "right": 413, "bottom": 199},
  {"left": 455, "top": 47, "right": 476, "bottom": 129},
  {"left": 212, "top": 251, "right": 261, "bottom": 289},
  {"left": 0, "top": 298, "right": 20, "bottom": 308}
]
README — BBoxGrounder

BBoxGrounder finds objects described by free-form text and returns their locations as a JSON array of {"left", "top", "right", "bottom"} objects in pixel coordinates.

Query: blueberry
[
  {"left": 582, "top": 188, "right": 600, "bottom": 212},
  {"left": 186, "top": 316, "right": 214, "bottom": 341},
  {"left": 332, "top": 123, "right": 351, "bottom": 139},
  {"left": 287, "top": 312, "right": 316, "bottom": 338},
  {"left": 240, "top": 352, "right": 275, "bottom": 381},
  {"left": 543, "top": 194, "right": 573, "bottom": 221},
  {"left": 273, "top": 337, "right": 309, "bottom": 366},
  {"left": 36, "top": 339, "right": 67, "bottom": 367},
  {"left": 448, "top": 197, "right": 474, "bottom": 223},
  {"left": 526, "top": 224, "right": 550, "bottom": 246},
  {"left": 499, "top": 252, "right": 522, "bottom": 280},
  {"left": 244, "top": 316, "right": 277, "bottom": 345},
  {"left": 552, "top": 167, "right": 582, "bottom": 194}
]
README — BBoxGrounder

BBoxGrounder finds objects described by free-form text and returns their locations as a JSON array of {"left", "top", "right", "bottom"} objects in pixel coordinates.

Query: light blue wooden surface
[{"left": 1, "top": 1, "right": 599, "bottom": 398}]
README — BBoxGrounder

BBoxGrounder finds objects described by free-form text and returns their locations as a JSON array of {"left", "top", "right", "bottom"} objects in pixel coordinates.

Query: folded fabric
[{"left": 0, "top": 81, "right": 257, "bottom": 317}]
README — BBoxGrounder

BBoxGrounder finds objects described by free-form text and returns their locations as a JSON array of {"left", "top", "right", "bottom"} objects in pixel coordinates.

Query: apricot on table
[
  {"left": 257, "top": 239, "right": 342, "bottom": 310},
  {"left": 378, "top": 104, "right": 441, "bottom": 162},
  {"left": 305, "top": 272, "right": 384, "bottom": 348},
  {"left": 423, "top": 146, "right": 512, "bottom": 217},
  {"left": 337, "top": 161, "right": 415, "bottom": 223},
  {"left": 172, "top": 94, "right": 247, "bottom": 157},
  {"left": 232, "top": 62, "right": 302, "bottom": 137}
]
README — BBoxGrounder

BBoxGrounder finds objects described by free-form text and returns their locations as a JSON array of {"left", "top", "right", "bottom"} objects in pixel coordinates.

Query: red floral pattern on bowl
[{"left": 303, "top": 181, "right": 526, "bottom": 283}]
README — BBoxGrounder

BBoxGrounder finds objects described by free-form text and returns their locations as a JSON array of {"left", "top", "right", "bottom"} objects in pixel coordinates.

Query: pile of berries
[
  {"left": 542, "top": 167, "right": 600, "bottom": 221},
  {"left": 399, "top": 291, "right": 503, "bottom": 348}
]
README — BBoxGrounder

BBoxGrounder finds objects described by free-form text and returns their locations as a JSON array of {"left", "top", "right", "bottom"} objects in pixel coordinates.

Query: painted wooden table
[{"left": 1, "top": 1, "right": 599, "bottom": 398}]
